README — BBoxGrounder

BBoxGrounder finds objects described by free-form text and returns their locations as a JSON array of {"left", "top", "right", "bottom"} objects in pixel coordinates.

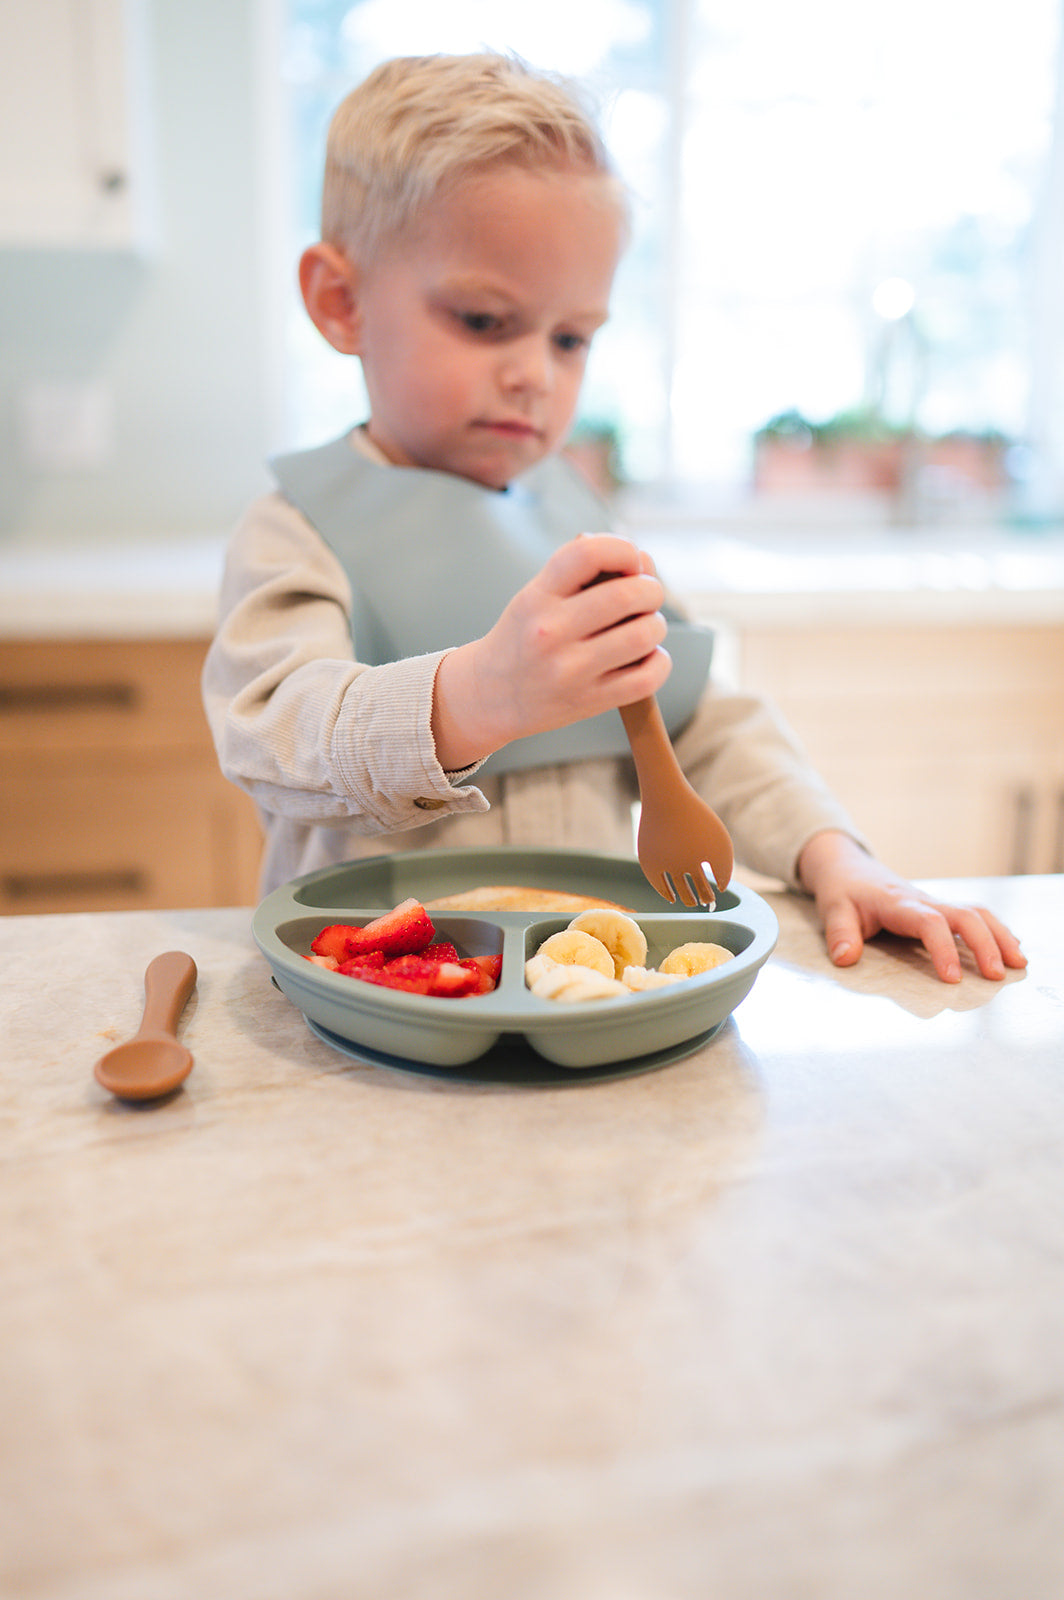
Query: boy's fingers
[
  {"left": 824, "top": 891, "right": 1025, "bottom": 984},
  {"left": 939, "top": 904, "right": 1025, "bottom": 979},
  {"left": 547, "top": 534, "right": 645, "bottom": 594},
  {"left": 866, "top": 898, "right": 964, "bottom": 981},
  {"left": 818, "top": 896, "right": 864, "bottom": 968}
]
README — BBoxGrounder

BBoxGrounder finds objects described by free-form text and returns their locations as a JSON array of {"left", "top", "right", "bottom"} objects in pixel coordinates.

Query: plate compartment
[{"left": 253, "top": 847, "right": 778, "bottom": 1072}]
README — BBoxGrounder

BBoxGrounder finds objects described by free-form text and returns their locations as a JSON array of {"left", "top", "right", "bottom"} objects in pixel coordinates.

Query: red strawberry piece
[
  {"left": 310, "top": 900, "right": 435, "bottom": 962},
  {"left": 310, "top": 923, "right": 363, "bottom": 961},
  {"left": 378, "top": 954, "right": 431, "bottom": 977},
  {"left": 457, "top": 955, "right": 502, "bottom": 994},
  {"left": 337, "top": 950, "right": 387, "bottom": 976},
  {"left": 421, "top": 941, "right": 460, "bottom": 963},
  {"left": 344, "top": 958, "right": 478, "bottom": 998},
  {"left": 346, "top": 965, "right": 436, "bottom": 995},
  {"left": 351, "top": 898, "right": 436, "bottom": 959},
  {"left": 385, "top": 954, "right": 479, "bottom": 994},
  {"left": 344, "top": 954, "right": 480, "bottom": 997},
  {"left": 424, "top": 961, "right": 481, "bottom": 997},
  {"left": 304, "top": 952, "right": 341, "bottom": 970}
]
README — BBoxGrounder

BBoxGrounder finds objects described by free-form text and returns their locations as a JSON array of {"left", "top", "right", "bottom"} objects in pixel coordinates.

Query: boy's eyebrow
[
  {"left": 434, "top": 273, "right": 514, "bottom": 301},
  {"left": 434, "top": 273, "right": 610, "bottom": 325}
]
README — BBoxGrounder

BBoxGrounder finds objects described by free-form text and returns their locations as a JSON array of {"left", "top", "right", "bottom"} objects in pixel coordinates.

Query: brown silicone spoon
[{"left": 94, "top": 951, "right": 197, "bottom": 1101}]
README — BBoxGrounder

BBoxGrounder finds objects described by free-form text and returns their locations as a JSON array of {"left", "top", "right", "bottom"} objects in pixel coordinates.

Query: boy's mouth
[{"left": 477, "top": 418, "right": 540, "bottom": 441}]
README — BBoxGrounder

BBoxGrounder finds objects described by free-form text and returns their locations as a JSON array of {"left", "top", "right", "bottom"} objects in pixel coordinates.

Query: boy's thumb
[{"left": 822, "top": 903, "right": 863, "bottom": 967}]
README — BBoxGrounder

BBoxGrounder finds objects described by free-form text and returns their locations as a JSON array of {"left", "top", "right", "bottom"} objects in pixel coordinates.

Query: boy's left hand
[{"left": 796, "top": 831, "right": 1027, "bottom": 983}]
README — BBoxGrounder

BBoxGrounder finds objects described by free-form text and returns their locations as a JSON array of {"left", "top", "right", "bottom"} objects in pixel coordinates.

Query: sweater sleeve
[
  {"left": 671, "top": 677, "right": 872, "bottom": 888},
  {"left": 201, "top": 492, "right": 490, "bottom": 835}
]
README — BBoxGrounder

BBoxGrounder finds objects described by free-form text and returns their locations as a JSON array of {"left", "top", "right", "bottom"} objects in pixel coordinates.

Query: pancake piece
[{"left": 423, "top": 885, "right": 633, "bottom": 913}]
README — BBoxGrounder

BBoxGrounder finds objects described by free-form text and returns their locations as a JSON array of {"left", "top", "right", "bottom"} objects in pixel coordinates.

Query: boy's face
[{"left": 351, "top": 166, "right": 626, "bottom": 490}]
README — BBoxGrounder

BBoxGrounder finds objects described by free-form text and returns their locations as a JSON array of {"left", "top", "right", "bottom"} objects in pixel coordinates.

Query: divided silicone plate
[{"left": 252, "top": 847, "right": 778, "bottom": 1076}]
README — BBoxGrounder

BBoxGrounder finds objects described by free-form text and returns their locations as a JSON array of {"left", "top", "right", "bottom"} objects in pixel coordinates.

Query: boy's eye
[
  {"left": 554, "top": 331, "right": 589, "bottom": 354},
  {"left": 458, "top": 310, "right": 502, "bottom": 335}
]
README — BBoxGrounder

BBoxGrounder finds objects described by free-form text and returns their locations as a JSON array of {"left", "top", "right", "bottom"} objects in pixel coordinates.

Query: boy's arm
[
  {"left": 202, "top": 494, "right": 490, "bottom": 833},
  {"left": 669, "top": 677, "right": 1024, "bottom": 982},
  {"left": 670, "top": 678, "right": 871, "bottom": 885}
]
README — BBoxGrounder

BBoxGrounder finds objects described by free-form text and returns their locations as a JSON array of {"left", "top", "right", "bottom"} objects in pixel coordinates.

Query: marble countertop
[
  {"left": 3, "top": 873, "right": 1062, "bottom": 1598},
  {"left": 643, "top": 526, "right": 1064, "bottom": 626},
  {"left": 2, "top": 524, "right": 1063, "bottom": 637}
]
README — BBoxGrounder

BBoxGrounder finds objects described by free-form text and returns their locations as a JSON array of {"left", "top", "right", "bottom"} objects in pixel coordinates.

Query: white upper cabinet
[{"left": 0, "top": 0, "right": 153, "bottom": 249}]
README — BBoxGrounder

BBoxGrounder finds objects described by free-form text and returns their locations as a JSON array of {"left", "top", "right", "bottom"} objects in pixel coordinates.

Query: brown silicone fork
[{"left": 620, "top": 697, "right": 734, "bottom": 906}]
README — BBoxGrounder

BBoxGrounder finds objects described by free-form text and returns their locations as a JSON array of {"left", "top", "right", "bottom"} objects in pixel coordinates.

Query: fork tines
[{"left": 661, "top": 870, "right": 717, "bottom": 909}]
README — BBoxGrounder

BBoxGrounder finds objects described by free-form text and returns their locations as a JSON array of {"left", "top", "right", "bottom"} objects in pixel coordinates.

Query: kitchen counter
[
  {"left": 2, "top": 524, "right": 1064, "bottom": 636},
  {"left": 644, "top": 524, "right": 1064, "bottom": 626},
  {"left": 3, "top": 874, "right": 1062, "bottom": 1599},
  {"left": 0, "top": 537, "right": 228, "bottom": 638}
]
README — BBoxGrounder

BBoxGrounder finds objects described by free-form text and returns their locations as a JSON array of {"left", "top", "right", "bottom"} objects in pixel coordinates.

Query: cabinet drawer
[
  {"left": 737, "top": 623, "right": 1064, "bottom": 704},
  {"left": 0, "top": 639, "right": 213, "bottom": 755},
  {"left": 0, "top": 752, "right": 261, "bottom": 914},
  {"left": 735, "top": 618, "right": 1064, "bottom": 877}
]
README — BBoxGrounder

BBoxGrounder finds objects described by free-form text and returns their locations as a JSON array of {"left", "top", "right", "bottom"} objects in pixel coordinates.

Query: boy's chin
[
  {"left": 454, "top": 444, "right": 549, "bottom": 492},
  {"left": 425, "top": 457, "right": 524, "bottom": 492},
  {"left": 400, "top": 433, "right": 553, "bottom": 491}
]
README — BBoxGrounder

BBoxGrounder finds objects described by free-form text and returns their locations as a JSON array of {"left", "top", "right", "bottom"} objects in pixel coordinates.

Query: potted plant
[{"left": 753, "top": 407, "right": 907, "bottom": 493}]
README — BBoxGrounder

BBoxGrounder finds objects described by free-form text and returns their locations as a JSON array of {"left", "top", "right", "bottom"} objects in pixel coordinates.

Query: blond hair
[{"left": 320, "top": 53, "right": 625, "bottom": 255}]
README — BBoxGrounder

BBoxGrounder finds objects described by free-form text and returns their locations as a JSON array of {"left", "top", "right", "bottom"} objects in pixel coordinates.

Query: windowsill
[{"left": 615, "top": 486, "right": 1064, "bottom": 626}]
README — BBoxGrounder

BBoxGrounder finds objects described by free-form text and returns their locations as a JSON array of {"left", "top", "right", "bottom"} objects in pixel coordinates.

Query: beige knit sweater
[{"left": 202, "top": 488, "right": 866, "bottom": 898}]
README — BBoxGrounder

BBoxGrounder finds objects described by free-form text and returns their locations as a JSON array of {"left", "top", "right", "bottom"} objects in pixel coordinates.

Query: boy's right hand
[{"left": 431, "top": 534, "right": 672, "bottom": 771}]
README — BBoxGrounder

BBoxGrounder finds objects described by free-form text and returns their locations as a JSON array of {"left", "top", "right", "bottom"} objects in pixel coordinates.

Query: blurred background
[
  {"left": 2, "top": 0, "right": 1063, "bottom": 537},
  {"left": 2, "top": 0, "right": 1063, "bottom": 914}
]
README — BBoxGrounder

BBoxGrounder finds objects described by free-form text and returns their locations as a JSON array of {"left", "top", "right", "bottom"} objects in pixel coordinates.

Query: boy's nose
[{"left": 500, "top": 336, "right": 553, "bottom": 395}]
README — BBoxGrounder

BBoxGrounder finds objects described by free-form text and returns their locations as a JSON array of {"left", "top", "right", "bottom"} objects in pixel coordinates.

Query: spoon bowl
[{"left": 94, "top": 951, "right": 197, "bottom": 1101}]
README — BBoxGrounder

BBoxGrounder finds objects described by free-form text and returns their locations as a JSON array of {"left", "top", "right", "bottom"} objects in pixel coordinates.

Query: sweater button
[{"left": 413, "top": 796, "right": 447, "bottom": 810}]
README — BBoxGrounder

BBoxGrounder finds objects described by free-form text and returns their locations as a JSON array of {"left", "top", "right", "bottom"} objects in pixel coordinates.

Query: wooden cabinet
[
  {"left": 0, "top": 639, "right": 263, "bottom": 914},
  {"left": 732, "top": 620, "right": 1064, "bottom": 879},
  {"left": 0, "top": 0, "right": 151, "bottom": 248}
]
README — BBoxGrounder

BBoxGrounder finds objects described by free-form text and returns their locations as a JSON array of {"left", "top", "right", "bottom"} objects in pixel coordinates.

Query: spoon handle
[{"left": 137, "top": 951, "right": 198, "bottom": 1038}]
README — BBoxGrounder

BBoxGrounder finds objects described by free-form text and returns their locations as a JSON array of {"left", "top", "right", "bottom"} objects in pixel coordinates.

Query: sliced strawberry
[
  {"left": 344, "top": 966, "right": 434, "bottom": 995},
  {"left": 378, "top": 953, "right": 429, "bottom": 976},
  {"left": 423, "top": 961, "right": 481, "bottom": 997},
  {"left": 304, "top": 952, "right": 341, "bottom": 970},
  {"left": 384, "top": 954, "right": 479, "bottom": 995},
  {"left": 344, "top": 956, "right": 480, "bottom": 998},
  {"left": 421, "top": 940, "right": 460, "bottom": 963},
  {"left": 457, "top": 955, "right": 502, "bottom": 994},
  {"left": 310, "top": 899, "right": 435, "bottom": 963},
  {"left": 348, "top": 898, "right": 435, "bottom": 958},
  {"left": 336, "top": 950, "right": 387, "bottom": 976},
  {"left": 310, "top": 923, "right": 363, "bottom": 961}
]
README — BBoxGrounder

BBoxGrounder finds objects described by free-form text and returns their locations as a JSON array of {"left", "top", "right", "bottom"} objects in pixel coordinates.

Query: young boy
[{"left": 203, "top": 52, "right": 1024, "bottom": 984}]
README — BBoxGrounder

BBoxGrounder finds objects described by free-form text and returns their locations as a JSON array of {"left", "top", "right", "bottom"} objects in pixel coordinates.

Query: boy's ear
[{"left": 299, "top": 243, "right": 363, "bottom": 355}]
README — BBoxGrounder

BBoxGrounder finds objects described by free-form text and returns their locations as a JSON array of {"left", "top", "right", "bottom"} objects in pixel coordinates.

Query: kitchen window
[{"left": 278, "top": 0, "right": 1064, "bottom": 522}]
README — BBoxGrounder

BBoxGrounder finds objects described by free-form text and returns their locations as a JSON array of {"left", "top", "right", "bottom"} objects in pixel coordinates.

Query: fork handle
[{"left": 618, "top": 697, "right": 680, "bottom": 791}]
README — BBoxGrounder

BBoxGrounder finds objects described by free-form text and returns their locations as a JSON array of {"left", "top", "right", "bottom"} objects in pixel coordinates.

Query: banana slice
[
  {"left": 524, "top": 951, "right": 558, "bottom": 987},
  {"left": 658, "top": 941, "right": 734, "bottom": 977},
  {"left": 621, "top": 964, "right": 685, "bottom": 992},
  {"left": 529, "top": 964, "right": 631, "bottom": 1003},
  {"left": 566, "top": 909, "right": 648, "bottom": 979},
  {"left": 535, "top": 928, "right": 615, "bottom": 979}
]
